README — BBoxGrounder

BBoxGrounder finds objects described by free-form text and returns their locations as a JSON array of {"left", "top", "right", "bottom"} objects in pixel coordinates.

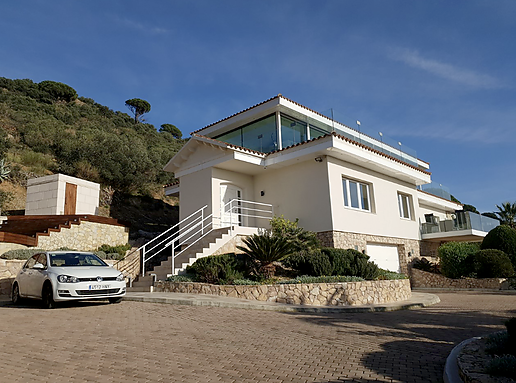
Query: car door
[
  {"left": 27, "top": 253, "right": 49, "bottom": 298},
  {"left": 17, "top": 255, "right": 38, "bottom": 296}
]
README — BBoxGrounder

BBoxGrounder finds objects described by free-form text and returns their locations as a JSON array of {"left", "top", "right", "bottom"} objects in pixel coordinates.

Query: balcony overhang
[
  {"left": 421, "top": 229, "right": 488, "bottom": 242},
  {"left": 164, "top": 183, "right": 180, "bottom": 197}
]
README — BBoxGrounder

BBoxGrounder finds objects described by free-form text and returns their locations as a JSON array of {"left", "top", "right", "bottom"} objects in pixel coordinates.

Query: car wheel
[
  {"left": 108, "top": 297, "right": 123, "bottom": 304},
  {"left": 41, "top": 284, "right": 55, "bottom": 309},
  {"left": 12, "top": 283, "right": 21, "bottom": 305}
]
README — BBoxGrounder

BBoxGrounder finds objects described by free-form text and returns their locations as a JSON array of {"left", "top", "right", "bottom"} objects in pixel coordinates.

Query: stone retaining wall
[
  {"left": 155, "top": 279, "right": 411, "bottom": 306},
  {"left": 0, "top": 259, "right": 24, "bottom": 296},
  {"left": 410, "top": 268, "right": 512, "bottom": 290},
  {"left": 37, "top": 221, "right": 129, "bottom": 250}
]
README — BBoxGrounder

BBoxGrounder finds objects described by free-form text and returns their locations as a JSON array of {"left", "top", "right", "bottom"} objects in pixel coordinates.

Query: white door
[
  {"left": 220, "top": 185, "right": 243, "bottom": 227},
  {"left": 365, "top": 243, "right": 400, "bottom": 273}
]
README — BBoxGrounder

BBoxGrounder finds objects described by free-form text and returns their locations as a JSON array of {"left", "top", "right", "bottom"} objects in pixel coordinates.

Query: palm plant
[
  {"left": 237, "top": 231, "right": 294, "bottom": 279},
  {"left": 496, "top": 202, "right": 516, "bottom": 228}
]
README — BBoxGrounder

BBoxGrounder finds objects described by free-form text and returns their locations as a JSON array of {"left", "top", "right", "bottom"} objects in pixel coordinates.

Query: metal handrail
[{"left": 117, "top": 199, "right": 274, "bottom": 277}]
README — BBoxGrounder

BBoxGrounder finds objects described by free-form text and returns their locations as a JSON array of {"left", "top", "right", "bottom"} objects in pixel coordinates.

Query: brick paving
[{"left": 0, "top": 291, "right": 514, "bottom": 383}]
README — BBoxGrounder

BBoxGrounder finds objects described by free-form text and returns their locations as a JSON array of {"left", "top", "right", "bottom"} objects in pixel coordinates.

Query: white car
[{"left": 12, "top": 251, "right": 126, "bottom": 308}]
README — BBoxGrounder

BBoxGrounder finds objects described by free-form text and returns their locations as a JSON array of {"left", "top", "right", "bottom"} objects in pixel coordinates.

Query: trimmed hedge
[
  {"left": 464, "top": 249, "right": 515, "bottom": 278},
  {"left": 283, "top": 248, "right": 380, "bottom": 280},
  {"left": 185, "top": 253, "right": 244, "bottom": 285},
  {"left": 481, "top": 225, "right": 516, "bottom": 268},
  {"left": 438, "top": 242, "right": 480, "bottom": 278}
]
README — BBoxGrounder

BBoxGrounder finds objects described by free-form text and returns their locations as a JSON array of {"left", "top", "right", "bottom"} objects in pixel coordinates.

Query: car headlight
[
  {"left": 57, "top": 275, "right": 79, "bottom": 283},
  {"left": 116, "top": 273, "right": 124, "bottom": 282}
]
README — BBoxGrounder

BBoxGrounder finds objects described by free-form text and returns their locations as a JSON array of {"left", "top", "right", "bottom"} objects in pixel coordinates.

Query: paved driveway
[{"left": 0, "top": 291, "right": 514, "bottom": 383}]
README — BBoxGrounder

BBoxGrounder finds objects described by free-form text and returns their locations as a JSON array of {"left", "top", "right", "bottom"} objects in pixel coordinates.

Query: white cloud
[
  {"left": 391, "top": 48, "right": 504, "bottom": 89},
  {"left": 114, "top": 16, "right": 169, "bottom": 35}
]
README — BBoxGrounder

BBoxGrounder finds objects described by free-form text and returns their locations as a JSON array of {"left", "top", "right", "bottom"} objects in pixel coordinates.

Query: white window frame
[
  {"left": 398, "top": 193, "right": 412, "bottom": 220},
  {"left": 342, "top": 178, "right": 371, "bottom": 212}
]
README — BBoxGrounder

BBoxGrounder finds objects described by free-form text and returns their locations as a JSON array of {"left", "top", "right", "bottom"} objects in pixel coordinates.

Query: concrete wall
[
  {"left": 253, "top": 158, "right": 333, "bottom": 232},
  {"left": 327, "top": 156, "right": 420, "bottom": 241},
  {"left": 26, "top": 174, "right": 100, "bottom": 215}
]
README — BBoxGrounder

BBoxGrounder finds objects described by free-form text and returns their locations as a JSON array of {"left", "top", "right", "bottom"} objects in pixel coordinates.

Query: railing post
[
  {"left": 141, "top": 246, "right": 146, "bottom": 276},
  {"left": 229, "top": 200, "right": 233, "bottom": 235},
  {"left": 201, "top": 207, "right": 204, "bottom": 236},
  {"left": 171, "top": 241, "right": 175, "bottom": 276}
]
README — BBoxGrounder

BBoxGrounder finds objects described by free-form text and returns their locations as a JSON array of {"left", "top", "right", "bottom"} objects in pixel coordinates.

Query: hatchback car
[{"left": 12, "top": 251, "right": 126, "bottom": 308}]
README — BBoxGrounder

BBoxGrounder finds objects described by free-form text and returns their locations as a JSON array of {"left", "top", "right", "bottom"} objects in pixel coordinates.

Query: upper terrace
[{"left": 194, "top": 95, "right": 428, "bottom": 170}]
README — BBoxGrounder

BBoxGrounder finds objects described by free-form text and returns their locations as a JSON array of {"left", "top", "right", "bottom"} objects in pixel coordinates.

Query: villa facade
[{"left": 163, "top": 95, "right": 498, "bottom": 274}]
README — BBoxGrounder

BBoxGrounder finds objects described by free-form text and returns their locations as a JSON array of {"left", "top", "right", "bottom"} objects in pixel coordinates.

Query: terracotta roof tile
[{"left": 192, "top": 134, "right": 266, "bottom": 156}]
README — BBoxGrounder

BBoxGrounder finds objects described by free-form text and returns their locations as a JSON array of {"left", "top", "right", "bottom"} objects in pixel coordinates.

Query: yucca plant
[
  {"left": 237, "top": 232, "right": 294, "bottom": 278},
  {"left": 0, "top": 159, "right": 10, "bottom": 183}
]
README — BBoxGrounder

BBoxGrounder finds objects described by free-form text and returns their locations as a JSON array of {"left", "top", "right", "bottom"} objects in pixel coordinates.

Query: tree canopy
[
  {"left": 38, "top": 81, "right": 78, "bottom": 103},
  {"left": 0, "top": 77, "right": 185, "bottom": 192},
  {"left": 160, "top": 124, "right": 183, "bottom": 139},
  {"left": 125, "top": 98, "right": 151, "bottom": 123}
]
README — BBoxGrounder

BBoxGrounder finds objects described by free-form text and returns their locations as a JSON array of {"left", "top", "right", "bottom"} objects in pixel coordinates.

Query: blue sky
[{"left": 1, "top": 1, "right": 515, "bottom": 213}]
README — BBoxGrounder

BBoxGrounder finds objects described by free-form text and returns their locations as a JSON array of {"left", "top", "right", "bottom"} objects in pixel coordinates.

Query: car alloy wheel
[
  {"left": 12, "top": 283, "right": 20, "bottom": 305},
  {"left": 42, "top": 284, "right": 55, "bottom": 309}
]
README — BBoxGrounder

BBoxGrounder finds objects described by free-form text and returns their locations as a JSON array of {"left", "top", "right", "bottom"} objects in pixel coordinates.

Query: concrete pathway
[{"left": 0, "top": 290, "right": 514, "bottom": 382}]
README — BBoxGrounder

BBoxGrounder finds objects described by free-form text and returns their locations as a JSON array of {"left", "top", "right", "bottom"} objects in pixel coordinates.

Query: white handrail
[{"left": 135, "top": 198, "right": 273, "bottom": 277}]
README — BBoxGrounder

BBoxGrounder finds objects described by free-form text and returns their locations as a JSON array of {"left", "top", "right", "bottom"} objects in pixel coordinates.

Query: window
[
  {"left": 281, "top": 115, "right": 306, "bottom": 148},
  {"left": 343, "top": 178, "right": 371, "bottom": 211},
  {"left": 214, "top": 114, "right": 277, "bottom": 153},
  {"left": 398, "top": 193, "right": 412, "bottom": 219}
]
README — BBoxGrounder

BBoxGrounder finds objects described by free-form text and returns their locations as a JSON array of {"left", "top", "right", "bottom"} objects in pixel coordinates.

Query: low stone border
[
  {"left": 154, "top": 279, "right": 411, "bottom": 306},
  {"left": 410, "top": 268, "right": 513, "bottom": 290},
  {"left": 456, "top": 333, "right": 513, "bottom": 383}
]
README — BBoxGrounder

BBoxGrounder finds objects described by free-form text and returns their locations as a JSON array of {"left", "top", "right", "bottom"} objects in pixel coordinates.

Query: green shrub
[
  {"left": 377, "top": 269, "right": 408, "bottom": 280},
  {"left": 186, "top": 254, "right": 243, "bottom": 285},
  {"left": 233, "top": 279, "right": 261, "bottom": 285},
  {"left": 412, "top": 258, "right": 440, "bottom": 274},
  {"left": 97, "top": 244, "right": 131, "bottom": 258},
  {"left": 438, "top": 242, "right": 480, "bottom": 278},
  {"left": 166, "top": 274, "right": 196, "bottom": 282},
  {"left": 269, "top": 216, "right": 320, "bottom": 251},
  {"left": 464, "top": 249, "right": 515, "bottom": 278},
  {"left": 0, "top": 248, "right": 45, "bottom": 260},
  {"left": 282, "top": 249, "right": 333, "bottom": 276},
  {"left": 481, "top": 225, "right": 516, "bottom": 268},
  {"left": 281, "top": 275, "right": 364, "bottom": 284},
  {"left": 320, "top": 247, "right": 353, "bottom": 276},
  {"left": 486, "top": 355, "right": 516, "bottom": 379}
]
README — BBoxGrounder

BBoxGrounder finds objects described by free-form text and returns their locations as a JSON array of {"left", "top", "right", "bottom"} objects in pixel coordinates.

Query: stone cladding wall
[
  {"left": 211, "top": 235, "right": 247, "bottom": 256},
  {"left": 155, "top": 279, "right": 411, "bottom": 306},
  {"left": 420, "top": 241, "right": 441, "bottom": 258},
  {"left": 410, "top": 268, "right": 512, "bottom": 290},
  {"left": 37, "top": 221, "right": 129, "bottom": 250},
  {"left": 0, "top": 259, "right": 25, "bottom": 296},
  {"left": 317, "top": 230, "right": 420, "bottom": 275},
  {"left": 111, "top": 249, "right": 140, "bottom": 281}
]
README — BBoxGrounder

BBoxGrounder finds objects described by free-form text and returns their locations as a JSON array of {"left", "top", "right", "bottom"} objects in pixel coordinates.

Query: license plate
[{"left": 89, "top": 284, "right": 110, "bottom": 290}]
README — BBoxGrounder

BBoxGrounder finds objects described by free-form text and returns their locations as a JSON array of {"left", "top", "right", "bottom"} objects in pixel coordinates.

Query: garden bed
[{"left": 155, "top": 279, "right": 411, "bottom": 306}]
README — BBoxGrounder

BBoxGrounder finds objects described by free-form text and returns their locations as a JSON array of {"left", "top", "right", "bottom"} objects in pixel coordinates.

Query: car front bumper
[{"left": 54, "top": 281, "right": 126, "bottom": 301}]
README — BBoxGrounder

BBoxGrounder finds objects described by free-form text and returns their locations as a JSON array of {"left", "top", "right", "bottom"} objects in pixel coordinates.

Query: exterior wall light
[{"left": 314, "top": 157, "right": 323, "bottom": 162}]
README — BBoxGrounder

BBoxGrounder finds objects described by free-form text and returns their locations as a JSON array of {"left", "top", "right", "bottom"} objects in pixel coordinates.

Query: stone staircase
[{"left": 127, "top": 226, "right": 258, "bottom": 292}]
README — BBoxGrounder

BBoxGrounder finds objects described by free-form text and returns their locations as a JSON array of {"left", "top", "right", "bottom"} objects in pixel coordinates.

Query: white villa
[{"left": 155, "top": 95, "right": 498, "bottom": 277}]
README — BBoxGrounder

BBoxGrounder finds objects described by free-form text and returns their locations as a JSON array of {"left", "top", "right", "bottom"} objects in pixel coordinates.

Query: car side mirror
[{"left": 33, "top": 263, "right": 45, "bottom": 270}]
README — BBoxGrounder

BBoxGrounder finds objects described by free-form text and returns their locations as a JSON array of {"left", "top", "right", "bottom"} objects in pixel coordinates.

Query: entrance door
[
  {"left": 64, "top": 183, "right": 77, "bottom": 215},
  {"left": 220, "top": 185, "right": 243, "bottom": 227},
  {"left": 365, "top": 243, "right": 400, "bottom": 273}
]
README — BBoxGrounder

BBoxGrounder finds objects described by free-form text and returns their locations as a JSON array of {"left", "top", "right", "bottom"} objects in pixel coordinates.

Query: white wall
[
  {"left": 327, "top": 157, "right": 421, "bottom": 240},
  {"left": 26, "top": 174, "right": 99, "bottom": 216},
  {"left": 178, "top": 167, "right": 213, "bottom": 222},
  {"left": 253, "top": 157, "right": 333, "bottom": 232}
]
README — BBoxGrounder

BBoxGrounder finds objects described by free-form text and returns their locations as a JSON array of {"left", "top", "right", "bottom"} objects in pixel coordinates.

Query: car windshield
[{"left": 49, "top": 252, "right": 107, "bottom": 267}]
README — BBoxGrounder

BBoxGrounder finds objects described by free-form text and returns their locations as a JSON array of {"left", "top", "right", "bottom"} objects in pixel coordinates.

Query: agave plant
[
  {"left": 237, "top": 231, "right": 294, "bottom": 278},
  {"left": 0, "top": 159, "right": 10, "bottom": 183}
]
